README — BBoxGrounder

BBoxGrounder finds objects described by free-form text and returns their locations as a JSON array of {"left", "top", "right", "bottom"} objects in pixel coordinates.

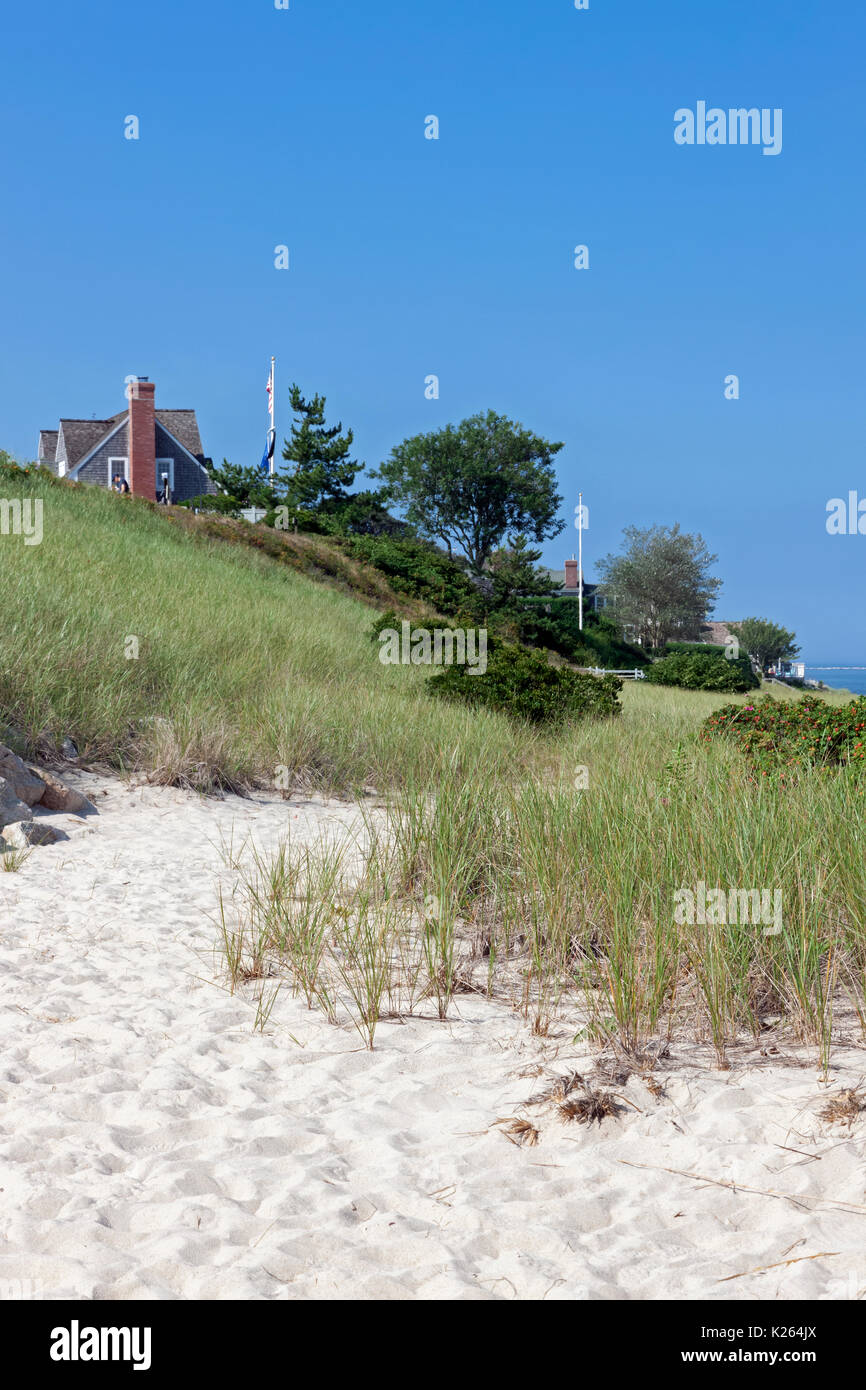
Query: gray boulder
[
  {"left": 0, "top": 777, "right": 33, "bottom": 828},
  {"left": 26, "top": 767, "right": 97, "bottom": 816},
  {"left": 0, "top": 745, "right": 46, "bottom": 806},
  {"left": 2, "top": 820, "right": 63, "bottom": 848}
]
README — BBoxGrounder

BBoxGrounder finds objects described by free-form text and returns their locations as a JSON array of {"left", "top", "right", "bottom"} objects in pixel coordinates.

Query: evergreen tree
[
  {"left": 279, "top": 385, "right": 359, "bottom": 512},
  {"left": 485, "top": 533, "right": 553, "bottom": 614},
  {"left": 204, "top": 459, "right": 281, "bottom": 510}
]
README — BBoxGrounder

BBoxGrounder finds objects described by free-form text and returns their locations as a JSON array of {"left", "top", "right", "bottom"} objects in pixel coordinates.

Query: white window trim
[
  {"left": 108, "top": 457, "right": 129, "bottom": 486},
  {"left": 156, "top": 458, "right": 175, "bottom": 493}
]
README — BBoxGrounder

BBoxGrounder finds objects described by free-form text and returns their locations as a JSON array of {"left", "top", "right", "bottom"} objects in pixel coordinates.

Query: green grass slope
[
  {"left": 4, "top": 467, "right": 866, "bottom": 1062},
  {"left": 0, "top": 470, "right": 544, "bottom": 792}
]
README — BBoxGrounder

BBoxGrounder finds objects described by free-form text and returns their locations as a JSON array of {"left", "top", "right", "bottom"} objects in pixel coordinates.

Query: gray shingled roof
[
  {"left": 58, "top": 419, "right": 118, "bottom": 468},
  {"left": 701, "top": 621, "right": 739, "bottom": 646},
  {"left": 155, "top": 411, "right": 203, "bottom": 458},
  {"left": 543, "top": 568, "right": 599, "bottom": 593},
  {"left": 51, "top": 403, "right": 205, "bottom": 471},
  {"left": 38, "top": 430, "right": 58, "bottom": 463},
  {"left": 100, "top": 408, "right": 204, "bottom": 460}
]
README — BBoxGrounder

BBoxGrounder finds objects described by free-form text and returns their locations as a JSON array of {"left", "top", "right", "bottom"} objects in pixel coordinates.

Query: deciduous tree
[
  {"left": 729, "top": 618, "right": 799, "bottom": 675},
  {"left": 373, "top": 411, "right": 564, "bottom": 576},
  {"left": 597, "top": 524, "right": 722, "bottom": 652}
]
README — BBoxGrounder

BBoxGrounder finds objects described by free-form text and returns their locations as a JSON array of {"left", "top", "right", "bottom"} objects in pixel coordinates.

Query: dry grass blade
[
  {"left": 619, "top": 1159, "right": 866, "bottom": 1217},
  {"left": 528, "top": 1070, "right": 584, "bottom": 1105},
  {"left": 557, "top": 1088, "right": 624, "bottom": 1126},
  {"left": 494, "top": 1117, "right": 541, "bottom": 1147},
  {"left": 819, "top": 1087, "right": 865, "bottom": 1125},
  {"left": 718, "top": 1251, "right": 840, "bottom": 1283}
]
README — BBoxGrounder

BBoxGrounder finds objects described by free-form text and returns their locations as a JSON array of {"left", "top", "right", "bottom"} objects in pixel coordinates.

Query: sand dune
[{"left": 0, "top": 771, "right": 864, "bottom": 1301}]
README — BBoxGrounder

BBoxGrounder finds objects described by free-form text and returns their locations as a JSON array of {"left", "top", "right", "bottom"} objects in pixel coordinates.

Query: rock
[
  {"left": 0, "top": 744, "right": 46, "bottom": 806},
  {"left": 0, "top": 777, "right": 34, "bottom": 829},
  {"left": 2, "top": 820, "right": 63, "bottom": 848},
  {"left": 25, "top": 767, "right": 97, "bottom": 816}
]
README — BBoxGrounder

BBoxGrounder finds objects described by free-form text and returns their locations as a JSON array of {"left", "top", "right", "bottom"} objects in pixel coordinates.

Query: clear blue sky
[{"left": 2, "top": 0, "right": 863, "bottom": 661}]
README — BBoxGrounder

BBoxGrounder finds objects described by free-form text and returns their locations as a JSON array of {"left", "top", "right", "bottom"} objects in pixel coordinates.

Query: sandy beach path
[{"left": 1, "top": 772, "right": 864, "bottom": 1301}]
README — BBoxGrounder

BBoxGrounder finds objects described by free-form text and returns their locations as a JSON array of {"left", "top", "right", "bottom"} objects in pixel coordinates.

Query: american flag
[{"left": 260, "top": 357, "right": 276, "bottom": 474}]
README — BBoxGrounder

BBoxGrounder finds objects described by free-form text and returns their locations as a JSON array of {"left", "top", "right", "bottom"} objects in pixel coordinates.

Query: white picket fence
[{"left": 580, "top": 667, "right": 646, "bottom": 680}]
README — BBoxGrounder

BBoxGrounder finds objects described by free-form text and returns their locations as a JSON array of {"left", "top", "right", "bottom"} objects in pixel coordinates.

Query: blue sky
[{"left": 1, "top": 0, "right": 863, "bottom": 660}]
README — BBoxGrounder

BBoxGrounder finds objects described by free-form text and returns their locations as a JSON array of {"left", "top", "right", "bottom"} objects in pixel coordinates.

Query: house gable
[
  {"left": 155, "top": 411, "right": 204, "bottom": 461},
  {"left": 72, "top": 419, "right": 130, "bottom": 486},
  {"left": 153, "top": 420, "right": 215, "bottom": 499},
  {"left": 58, "top": 419, "right": 117, "bottom": 471}
]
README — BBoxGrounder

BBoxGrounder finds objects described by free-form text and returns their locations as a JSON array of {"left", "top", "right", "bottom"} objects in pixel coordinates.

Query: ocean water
[{"left": 805, "top": 667, "right": 866, "bottom": 696}]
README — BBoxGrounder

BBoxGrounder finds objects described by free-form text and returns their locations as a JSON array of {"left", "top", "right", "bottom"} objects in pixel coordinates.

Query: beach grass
[
  {"left": 0, "top": 470, "right": 544, "bottom": 793},
  {"left": 222, "top": 679, "right": 866, "bottom": 1065},
  {"left": 3, "top": 469, "right": 864, "bottom": 1066}
]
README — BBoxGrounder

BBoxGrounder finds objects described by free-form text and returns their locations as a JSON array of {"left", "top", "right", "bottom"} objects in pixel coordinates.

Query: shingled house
[
  {"left": 542, "top": 557, "right": 607, "bottom": 614},
  {"left": 37, "top": 377, "right": 216, "bottom": 504}
]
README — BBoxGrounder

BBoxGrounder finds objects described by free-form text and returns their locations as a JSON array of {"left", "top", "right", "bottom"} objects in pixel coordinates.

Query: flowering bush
[{"left": 700, "top": 695, "right": 866, "bottom": 777}]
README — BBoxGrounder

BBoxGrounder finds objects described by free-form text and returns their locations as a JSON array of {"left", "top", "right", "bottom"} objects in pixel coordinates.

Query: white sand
[{"left": 1, "top": 770, "right": 864, "bottom": 1302}]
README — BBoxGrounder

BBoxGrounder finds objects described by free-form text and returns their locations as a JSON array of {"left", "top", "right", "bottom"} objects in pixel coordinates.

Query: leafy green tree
[
  {"left": 597, "top": 524, "right": 722, "bottom": 652},
  {"left": 280, "top": 384, "right": 359, "bottom": 512},
  {"left": 729, "top": 618, "right": 800, "bottom": 675},
  {"left": 373, "top": 410, "right": 564, "bottom": 576},
  {"left": 316, "top": 489, "right": 409, "bottom": 537}
]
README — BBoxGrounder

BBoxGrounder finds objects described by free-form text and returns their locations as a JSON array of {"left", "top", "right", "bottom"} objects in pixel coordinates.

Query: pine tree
[
  {"left": 486, "top": 533, "right": 553, "bottom": 614},
  {"left": 279, "top": 385, "right": 359, "bottom": 513}
]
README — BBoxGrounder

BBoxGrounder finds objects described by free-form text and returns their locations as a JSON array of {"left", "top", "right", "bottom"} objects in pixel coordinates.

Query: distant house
[
  {"left": 700, "top": 621, "right": 739, "bottom": 648},
  {"left": 37, "top": 376, "right": 216, "bottom": 504},
  {"left": 769, "top": 658, "right": 806, "bottom": 680},
  {"left": 542, "top": 556, "right": 606, "bottom": 614}
]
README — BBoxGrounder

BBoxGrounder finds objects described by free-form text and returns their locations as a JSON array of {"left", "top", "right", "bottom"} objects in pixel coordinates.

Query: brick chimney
[
  {"left": 127, "top": 376, "right": 156, "bottom": 499},
  {"left": 564, "top": 555, "right": 579, "bottom": 591}
]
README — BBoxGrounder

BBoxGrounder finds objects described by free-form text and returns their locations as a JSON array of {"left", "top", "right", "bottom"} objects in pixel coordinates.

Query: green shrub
[
  {"left": 178, "top": 493, "right": 241, "bottom": 516},
  {"left": 427, "top": 643, "right": 622, "bottom": 726},
  {"left": 0, "top": 459, "right": 52, "bottom": 484},
  {"left": 337, "top": 535, "right": 481, "bottom": 618},
  {"left": 701, "top": 695, "right": 866, "bottom": 777},
  {"left": 646, "top": 650, "right": 759, "bottom": 693},
  {"left": 665, "top": 641, "right": 727, "bottom": 656},
  {"left": 518, "top": 599, "right": 648, "bottom": 668},
  {"left": 367, "top": 609, "right": 402, "bottom": 643}
]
